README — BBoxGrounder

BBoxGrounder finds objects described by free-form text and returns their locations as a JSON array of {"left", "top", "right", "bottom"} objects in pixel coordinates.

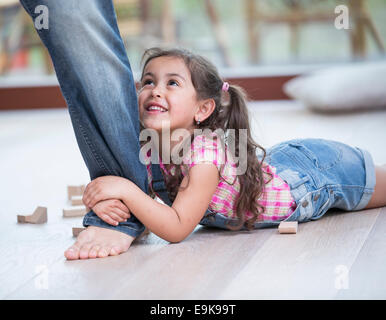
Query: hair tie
[{"left": 222, "top": 82, "right": 229, "bottom": 92}]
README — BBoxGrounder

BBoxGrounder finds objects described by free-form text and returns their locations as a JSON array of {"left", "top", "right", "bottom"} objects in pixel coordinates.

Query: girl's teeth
[{"left": 148, "top": 106, "right": 166, "bottom": 112}]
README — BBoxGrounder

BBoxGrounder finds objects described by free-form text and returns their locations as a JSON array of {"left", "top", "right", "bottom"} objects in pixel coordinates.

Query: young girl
[{"left": 80, "top": 47, "right": 386, "bottom": 254}]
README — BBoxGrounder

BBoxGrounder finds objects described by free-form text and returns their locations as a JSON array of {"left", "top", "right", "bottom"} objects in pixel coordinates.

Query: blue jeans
[
  {"left": 199, "top": 138, "right": 376, "bottom": 230},
  {"left": 264, "top": 138, "right": 375, "bottom": 222},
  {"left": 20, "top": 0, "right": 149, "bottom": 237}
]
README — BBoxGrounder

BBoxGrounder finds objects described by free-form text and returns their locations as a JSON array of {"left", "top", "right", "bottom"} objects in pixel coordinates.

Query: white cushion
[{"left": 283, "top": 61, "right": 386, "bottom": 112}]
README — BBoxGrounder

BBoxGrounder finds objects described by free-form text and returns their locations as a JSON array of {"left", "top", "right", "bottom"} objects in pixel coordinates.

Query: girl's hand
[
  {"left": 92, "top": 199, "right": 131, "bottom": 226},
  {"left": 83, "top": 176, "right": 131, "bottom": 208}
]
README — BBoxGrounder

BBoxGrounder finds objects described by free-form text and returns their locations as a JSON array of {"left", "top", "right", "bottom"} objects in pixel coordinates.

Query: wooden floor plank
[
  {"left": 0, "top": 221, "right": 78, "bottom": 299},
  {"left": 219, "top": 208, "right": 381, "bottom": 299},
  {"left": 5, "top": 226, "right": 274, "bottom": 299},
  {"left": 5, "top": 232, "right": 168, "bottom": 299},
  {"left": 335, "top": 207, "right": 386, "bottom": 299},
  {"left": 110, "top": 227, "right": 275, "bottom": 300}
]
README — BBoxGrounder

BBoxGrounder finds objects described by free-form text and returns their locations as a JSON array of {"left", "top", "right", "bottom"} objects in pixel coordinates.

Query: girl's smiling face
[{"left": 138, "top": 56, "right": 200, "bottom": 134}]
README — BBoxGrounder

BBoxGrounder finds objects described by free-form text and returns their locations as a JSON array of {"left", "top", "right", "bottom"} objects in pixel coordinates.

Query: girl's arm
[
  {"left": 123, "top": 163, "right": 219, "bottom": 242},
  {"left": 83, "top": 163, "right": 219, "bottom": 243}
]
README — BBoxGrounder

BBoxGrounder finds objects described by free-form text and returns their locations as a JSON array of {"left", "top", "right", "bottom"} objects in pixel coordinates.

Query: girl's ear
[{"left": 195, "top": 98, "right": 216, "bottom": 123}]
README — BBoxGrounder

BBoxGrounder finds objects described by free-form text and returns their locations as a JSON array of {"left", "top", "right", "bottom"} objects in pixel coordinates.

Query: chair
[
  {"left": 115, "top": 0, "right": 233, "bottom": 67},
  {"left": 245, "top": 0, "right": 385, "bottom": 64}
]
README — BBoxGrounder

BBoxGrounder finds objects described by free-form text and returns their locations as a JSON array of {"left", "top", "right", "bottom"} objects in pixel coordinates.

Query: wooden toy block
[
  {"left": 17, "top": 206, "right": 47, "bottom": 224},
  {"left": 278, "top": 221, "right": 298, "bottom": 234},
  {"left": 72, "top": 227, "right": 86, "bottom": 237},
  {"left": 67, "top": 184, "right": 85, "bottom": 200},
  {"left": 63, "top": 205, "right": 87, "bottom": 217},
  {"left": 71, "top": 195, "right": 84, "bottom": 206}
]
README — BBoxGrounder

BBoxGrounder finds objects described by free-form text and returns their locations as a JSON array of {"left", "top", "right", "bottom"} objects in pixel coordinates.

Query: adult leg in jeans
[{"left": 20, "top": 0, "right": 150, "bottom": 259}]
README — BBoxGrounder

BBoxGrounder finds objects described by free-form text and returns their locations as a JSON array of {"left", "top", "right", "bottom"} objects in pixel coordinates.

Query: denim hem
[
  {"left": 353, "top": 147, "right": 376, "bottom": 211},
  {"left": 83, "top": 215, "right": 144, "bottom": 238}
]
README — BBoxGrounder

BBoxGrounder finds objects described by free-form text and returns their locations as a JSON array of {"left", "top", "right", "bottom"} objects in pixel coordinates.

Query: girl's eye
[
  {"left": 142, "top": 79, "right": 153, "bottom": 86},
  {"left": 168, "top": 80, "right": 179, "bottom": 86}
]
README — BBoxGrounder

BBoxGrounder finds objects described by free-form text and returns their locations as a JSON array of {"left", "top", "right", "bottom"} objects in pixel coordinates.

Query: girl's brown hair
[{"left": 140, "top": 47, "right": 271, "bottom": 231}]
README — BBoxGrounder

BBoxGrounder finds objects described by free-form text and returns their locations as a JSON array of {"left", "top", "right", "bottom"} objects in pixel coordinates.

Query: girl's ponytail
[{"left": 223, "top": 84, "right": 249, "bottom": 132}]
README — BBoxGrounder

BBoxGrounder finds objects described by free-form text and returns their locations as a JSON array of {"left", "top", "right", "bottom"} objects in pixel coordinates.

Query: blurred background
[
  {"left": 0, "top": 0, "right": 386, "bottom": 114},
  {"left": 0, "top": 0, "right": 385, "bottom": 85}
]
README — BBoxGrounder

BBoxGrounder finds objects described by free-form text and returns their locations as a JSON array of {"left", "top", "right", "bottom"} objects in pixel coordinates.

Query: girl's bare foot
[{"left": 64, "top": 226, "right": 135, "bottom": 260}]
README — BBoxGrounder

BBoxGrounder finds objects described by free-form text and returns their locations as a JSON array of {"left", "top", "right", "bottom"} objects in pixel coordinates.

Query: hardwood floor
[{"left": 1, "top": 101, "right": 385, "bottom": 299}]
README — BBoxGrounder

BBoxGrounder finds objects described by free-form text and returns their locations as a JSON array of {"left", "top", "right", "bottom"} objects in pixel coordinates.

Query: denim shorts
[{"left": 199, "top": 138, "right": 376, "bottom": 230}]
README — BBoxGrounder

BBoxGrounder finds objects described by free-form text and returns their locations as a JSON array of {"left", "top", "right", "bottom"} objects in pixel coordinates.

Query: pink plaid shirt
[{"left": 141, "top": 132, "right": 296, "bottom": 222}]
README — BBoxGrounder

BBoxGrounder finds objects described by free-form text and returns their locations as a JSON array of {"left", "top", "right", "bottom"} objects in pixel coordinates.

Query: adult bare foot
[{"left": 64, "top": 226, "right": 135, "bottom": 260}]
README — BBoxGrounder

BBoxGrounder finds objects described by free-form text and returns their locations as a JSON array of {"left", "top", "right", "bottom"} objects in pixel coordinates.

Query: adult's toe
[{"left": 64, "top": 245, "right": 80, "bottom": 260}]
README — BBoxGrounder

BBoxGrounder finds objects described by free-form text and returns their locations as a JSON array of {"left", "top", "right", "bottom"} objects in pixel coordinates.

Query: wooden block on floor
[
  {"left": 17, "top": 206, "right": 47, "bottom": 224},
  {"left": 67, "top": 184, "right": 85, "bottom": 200},
  {"left": 71, "top": 195, "right": 84, "bottom": 206},
  {"left": 63, "top": 205, "right": 87, "bottom": 217},
  {"left": 72, "top": 227, "right": 86, "bottom": 237},
  {"left": 278, "top": 221, "right": 298, "bottom": 234},
  {"left": 17, "top": 215, "right": 27, "bottom": 223}
]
